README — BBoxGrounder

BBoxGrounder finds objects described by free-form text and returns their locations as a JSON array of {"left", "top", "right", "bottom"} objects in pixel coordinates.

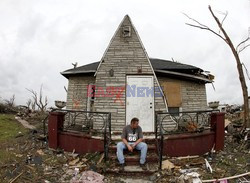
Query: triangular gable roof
[
  {"left": 61, "top": 15, "right": 211, "bottom": 83},
  {"left": 94, "top": 15, "right": 157, "bottom": 79},
  {"left": 93, "top": 15, "right": 127, "bottom": 77},
  {"left": 93, "top": 14, "right": 168, "bottom": 114}
]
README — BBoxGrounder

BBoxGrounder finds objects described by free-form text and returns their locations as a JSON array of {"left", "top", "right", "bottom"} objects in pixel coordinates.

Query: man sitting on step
[{"left": 117, "top": 117, "right": 148, "bottom": 171}]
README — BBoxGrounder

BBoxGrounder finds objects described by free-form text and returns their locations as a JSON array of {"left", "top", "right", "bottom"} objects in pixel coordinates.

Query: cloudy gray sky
[{"left": 0, "top": 0, "right": 249, "bottom": 107}]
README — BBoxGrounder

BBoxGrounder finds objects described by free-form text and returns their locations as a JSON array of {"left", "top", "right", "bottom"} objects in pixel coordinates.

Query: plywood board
[{"left": 162, "top": 82, "right": 182, "bottom": 107}]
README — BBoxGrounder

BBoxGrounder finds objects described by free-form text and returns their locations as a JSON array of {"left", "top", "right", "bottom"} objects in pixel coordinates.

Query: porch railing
[
  {"left": 45, "top": 108, "right": 111, "bottom": 161},
  {"left": 155, "top": 110, "right": 219, "bottom": 169}
]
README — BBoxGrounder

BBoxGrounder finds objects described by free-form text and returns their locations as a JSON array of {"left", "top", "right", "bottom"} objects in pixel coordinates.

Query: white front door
[{"left": 126, "top": 75, "right": 154, "bottom": 132}]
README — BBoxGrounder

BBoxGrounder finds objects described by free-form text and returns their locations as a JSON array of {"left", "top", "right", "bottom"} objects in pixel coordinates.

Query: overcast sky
[{"left": 0, "top": 0, "right": 249, "bottom": 107}]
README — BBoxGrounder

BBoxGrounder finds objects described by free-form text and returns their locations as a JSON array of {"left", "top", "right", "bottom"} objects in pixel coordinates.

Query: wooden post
[
  {"left": 210, "top": 112, "right": 217, "bottom": 130},
  {"left": 211, "top": 112, "right": 225, "bottom": 151},
  {"left": 48, "top": 112, "right": 65, "bottom": 149}
]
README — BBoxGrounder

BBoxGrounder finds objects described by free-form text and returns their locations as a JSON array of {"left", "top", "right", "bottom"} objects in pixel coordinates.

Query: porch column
[
  {"left": 210, "top": 112, "right": 225, "bottom": 151},
  {"left": 48, "top": 112, "right": 65, "bottom": 149}
]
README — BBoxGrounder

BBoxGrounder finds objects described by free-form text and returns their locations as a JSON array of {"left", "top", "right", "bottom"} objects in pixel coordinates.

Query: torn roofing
[
  {"left": 61, "top": 58, "right": 212, "bottom": 83},
  {"left": 61, "top": 58, "right": 203, "bottom": 77}
]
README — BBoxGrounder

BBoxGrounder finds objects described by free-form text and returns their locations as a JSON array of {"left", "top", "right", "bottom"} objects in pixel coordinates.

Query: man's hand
[
  {"left": 132, "top": 138, "right": 143, "bottom": 148},
  {"left": 127, "top": 144, "right": 133, "bottom": 152},
  {"left": 122, "top": 138, "right": 134, "bottom": 152}
]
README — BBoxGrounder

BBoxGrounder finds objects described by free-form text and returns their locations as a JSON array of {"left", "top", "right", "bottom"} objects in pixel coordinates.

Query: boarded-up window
[{"left": 162, "top": 82, "right": 182, "bottom": 107}]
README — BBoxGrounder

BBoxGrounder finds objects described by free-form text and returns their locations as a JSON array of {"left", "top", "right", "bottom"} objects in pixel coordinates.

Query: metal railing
[
  {"left": 155, "top": 113, "right": 164, "bottom": 170},
  {"left": 155, "top": 110, "right": 219, "bottom": 170},
  {"left": 43, "top": 108, "right": 111, "bottom": 161}
]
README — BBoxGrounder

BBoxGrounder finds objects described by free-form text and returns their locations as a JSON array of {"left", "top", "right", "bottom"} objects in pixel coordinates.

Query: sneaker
[
  {"left": 140, "top": 163, "right": 147, "bottom": 171},
  {"left": 119, "top": 163, "right": 125, "bottom": 172}
]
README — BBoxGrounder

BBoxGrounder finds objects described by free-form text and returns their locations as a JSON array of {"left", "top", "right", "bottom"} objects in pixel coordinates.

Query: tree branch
[
  {"left": 239, "top": 44, "right": 250, "bottom": 53},
  {"left": 242, "top": 63, "right": 250, "bottom": 80},
  {"left": 26, "top": 87, "right": 47, "bottom": 112},
  {"left": 220, "top": 11, "right": 228, "bottom": 26},
  {"left": 183, "top": 13, "right": 210, "bottom": 29},
  {"left": 236, "top": 36, "right": 250, "bottom": 52},
  {"left": 185, "top": 23, "right": 227, "bottom": 43},
  {"left": 208, "top": 5, "right": 234, "bottom": 46},
  {"left": 218, "top": 11, "right": 228, "bottom": 34},
  {"left": 184, "top": 12, "right": 228, "bottom": 43}
]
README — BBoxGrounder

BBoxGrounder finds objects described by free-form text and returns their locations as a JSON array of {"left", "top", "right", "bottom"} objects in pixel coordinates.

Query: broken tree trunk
[
  {"left": 207, "top": 5, "right": 250, "bottom": 128},
  {"left": 185, "top": 5, "right": 250, "bottom": 128}
]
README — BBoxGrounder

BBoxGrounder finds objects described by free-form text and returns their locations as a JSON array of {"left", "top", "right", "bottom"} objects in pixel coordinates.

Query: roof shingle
[{"left": 61, "top": 58, "right": 203, "bottom": 77}]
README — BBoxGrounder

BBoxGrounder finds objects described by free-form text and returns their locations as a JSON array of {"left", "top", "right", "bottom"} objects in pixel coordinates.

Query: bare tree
[
  {"left": 26, "top": 98, "right": 36, "bottom": 111},
  {"left": 26, "top": 85, "right": 48, "bottom": 113},
  {"left": 26, "top": 99, "right": 32, "bottom": 109},
  {"left": 4, "top": 94, "right": 15, "bottom": 107},
  {"left": 31, "top": 100, "right": 36, "bottom": 111},
  {"left": 184, "top": 5, "right": 250, "bottom": 128}
]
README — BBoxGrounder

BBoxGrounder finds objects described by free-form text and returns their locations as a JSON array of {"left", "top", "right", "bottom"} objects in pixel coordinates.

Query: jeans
[{"left": 116, "top": 142, "right": 148, "bottom": 164}]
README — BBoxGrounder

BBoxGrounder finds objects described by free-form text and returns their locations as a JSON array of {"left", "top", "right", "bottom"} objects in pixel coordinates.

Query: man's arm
[
  {"left": 122, "top": 138, "right": 129, "bottom": 146},
  {"left": 122, "top": 138, "right": 133, "bottom": 152}
]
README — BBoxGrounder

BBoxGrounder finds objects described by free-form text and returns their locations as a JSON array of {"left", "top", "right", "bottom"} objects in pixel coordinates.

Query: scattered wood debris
[
  {"left": 0, "top": 113, "right": 249, "bottom": 182},
  {"left": 162, "top": 160, "right": 175, "bottom": 170}
]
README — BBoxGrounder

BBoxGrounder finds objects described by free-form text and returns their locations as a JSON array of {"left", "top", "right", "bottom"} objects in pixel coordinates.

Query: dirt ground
[
  {"left": 0, "top": 113, "right": 249, "bottom": 182},
  {"left": 155, "top": 133, "right": 250, "bottom": 182}
]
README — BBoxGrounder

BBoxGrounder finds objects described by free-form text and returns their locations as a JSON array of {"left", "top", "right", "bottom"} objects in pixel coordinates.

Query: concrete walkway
[
  {"left": 15, "top": 117, "right": 36, "bottom": 130},
  {"left": 120, "top": 177, "right": 153, "bottom": 183}
]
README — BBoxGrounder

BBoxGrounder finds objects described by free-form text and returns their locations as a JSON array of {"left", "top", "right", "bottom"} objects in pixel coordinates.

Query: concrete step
[
  {"left": 109, "top": 153, "right": 159, "bottom": 165},
  {"left": 105, "top": 164, "right": 159, "bottom": 175}
]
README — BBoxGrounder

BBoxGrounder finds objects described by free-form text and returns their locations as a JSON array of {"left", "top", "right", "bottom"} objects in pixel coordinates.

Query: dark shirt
[{"left": 121, "top": 125, "right": 143, "bottom": 142}]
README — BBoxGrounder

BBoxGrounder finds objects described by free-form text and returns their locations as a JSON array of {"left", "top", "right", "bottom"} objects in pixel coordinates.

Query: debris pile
[
  {"left": 70, "top": 170, "right": 104, "bottom": 183},
  {"left": 0, "top": 124, "right": 107, "bottom": 182},
  {"left": 154, "top": 132, "right": 250, "bottom": 182},
  {"left": 0, "top": 111, "right": 249, "bottom": 182}
]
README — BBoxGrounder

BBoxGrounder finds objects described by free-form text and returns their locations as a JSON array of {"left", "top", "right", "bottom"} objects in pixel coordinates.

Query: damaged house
[{"left": 61, "top": 15, "right": 213, "bottom": 132}]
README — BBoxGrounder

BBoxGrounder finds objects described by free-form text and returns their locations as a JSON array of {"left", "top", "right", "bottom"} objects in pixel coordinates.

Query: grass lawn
[
  {"left": 0, "top": 114, "right": 27, "bottom": 142},
  {"left": 0, "top": 114, "right": 28, "bottom": 164}
]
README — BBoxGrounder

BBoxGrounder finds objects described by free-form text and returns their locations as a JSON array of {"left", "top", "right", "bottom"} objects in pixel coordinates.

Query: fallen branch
[
  {"left": 202, "top": 171, "right": 250, "bottom": 182},
  {"left": 26, "top": 165, "right": 35, "bottom": 171},
  {"left": 0, "top": 164, "right": 16, "bottom": 168},
  {"left": 176, "top": 155, "right": 199, "bottom": 160},
  {"left": 97, "top": 153, "right": 104, "bottom": 165},
  {"left": 9, "top": 172, "right": 23, "bottom": 183}
]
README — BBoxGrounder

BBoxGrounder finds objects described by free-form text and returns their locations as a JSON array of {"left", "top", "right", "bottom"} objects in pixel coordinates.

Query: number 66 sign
[{"left": 128, "top": 134, "right": 137, "bottom": 142}]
